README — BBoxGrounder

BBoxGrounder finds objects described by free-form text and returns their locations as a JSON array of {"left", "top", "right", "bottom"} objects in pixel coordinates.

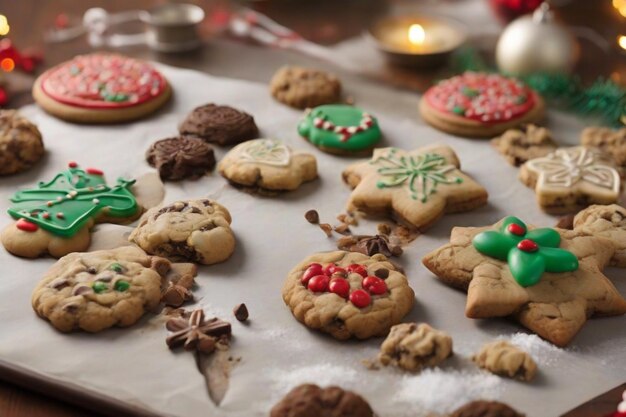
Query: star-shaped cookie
[
  {"left": 520, "top": 146, "right": 621, "bottom": 214},
  {"left": 422, "top": 215, "right": 626, "bottom": 346},
  {"left": 342, "top": 145, "right": 488, "bottom": 230}
]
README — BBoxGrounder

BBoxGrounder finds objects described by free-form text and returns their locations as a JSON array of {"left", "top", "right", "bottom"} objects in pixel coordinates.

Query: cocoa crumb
[
  {"left": 334, "top": 224, "right": 351, "bottom": 235},
  {"left": 233, "top": 303, "right": 249, "bottom": 322},
  {"left": 305, "top": 209, "right": 319, "bottom": 224},
  {"left": 319, "top": 223, "right": 333, "bottom": 237}
]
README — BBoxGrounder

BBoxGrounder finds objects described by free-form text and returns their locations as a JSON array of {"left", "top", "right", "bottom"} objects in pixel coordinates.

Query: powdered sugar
[
  {"left": 268, "top": 363, "right": 361, "bottom": 395},
  {"left": 505, "top": 332, "right": 563, "bottom": 367}
]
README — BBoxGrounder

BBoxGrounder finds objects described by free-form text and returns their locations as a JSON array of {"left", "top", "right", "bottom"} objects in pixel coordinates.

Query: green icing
[
  {"left": 371, "top": 148, "right": 462, "bottom": 202},
  {"left": 472, "top": 216, "right": 579, "bottom": 287},
  {"left": 7, "top": 165, "right": 138, "bottom": 238},
  {"left": 297, "top": 104, "right": 381, "bottom": 152}
]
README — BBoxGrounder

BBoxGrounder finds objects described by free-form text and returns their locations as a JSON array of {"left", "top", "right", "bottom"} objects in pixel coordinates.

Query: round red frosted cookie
[
  {"left": 419, "top": 72, "right": 544, "bottom": 138},
  {"left": 32, "top": 54, "right": 171, "bottom": 124}
]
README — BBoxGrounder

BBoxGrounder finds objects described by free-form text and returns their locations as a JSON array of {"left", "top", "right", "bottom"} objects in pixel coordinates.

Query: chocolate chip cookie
[
  {"left": 32, "top": 246, "right": 170, "bottom": 333},
  {"left": 491, "top": 124, "right": 557, "bottom": 166},
  {"left": 270, "top": 384, "right": 374, "bottom": 417},
  {"left": 146, "top": 136, "right": 215, "bottom": 181},
  {"left": 270, "top": 66, "right": 342, "bottom": 109},
  {"left": 0, "top": 110, "right": 45, "bottom": 175},
  {"left": 129, "top": 199, "right": 235, "bottom": 265},
  {"left": 178, "top": 103, "right": 258, "bottom": 146},
  {"left": 282, "top": 251, "right": 415, "bottom": 340},
  {"left": 581, "top": 127, "right": 626, "bottom": 168}
]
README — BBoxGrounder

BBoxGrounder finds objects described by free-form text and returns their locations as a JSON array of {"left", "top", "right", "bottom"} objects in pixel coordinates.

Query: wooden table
[{"left": 0, "top": 1, "right": 624, "bottom": 416}]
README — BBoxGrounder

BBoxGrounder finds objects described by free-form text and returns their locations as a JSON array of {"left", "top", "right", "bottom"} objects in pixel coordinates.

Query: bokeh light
[
  {"left": 619, "top": 35, "right": 626, "bottom": 51},
  {"left": 0, "top": 57, "right": 15, "bottom": 72},
  {"left": 614, "top": 0, "right": 626, "bottom": 17},
  {"left": 0, "top": 15, "right": 9, "bottom": 36}
]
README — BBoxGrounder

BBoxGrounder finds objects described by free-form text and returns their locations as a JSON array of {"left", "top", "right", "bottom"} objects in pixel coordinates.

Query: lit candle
[{"left": 408, "top": 24, "right": 426, "bottom": 51}]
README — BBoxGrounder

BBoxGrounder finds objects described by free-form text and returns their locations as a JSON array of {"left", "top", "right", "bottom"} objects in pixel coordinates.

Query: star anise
[{"left": 165, "top": 309, "right": 231, "bottom": 354}]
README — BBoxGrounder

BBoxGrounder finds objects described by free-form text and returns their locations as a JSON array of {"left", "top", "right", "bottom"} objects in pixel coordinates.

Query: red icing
[
  {"left": 329, "top": 278, "right": 350, "bottom": 298},
  {"left": 68, "top": 161, "right": 78, "bottom": 168},
  {"left": 507, "top": 223, "right": 526, "bottom": 236},
  {"left": 517, "top": 239, "right": 538, "bottom": 252},
  {"left": 308, "top": 275, "right": 330, "bottom": 292},
  {"left": 40, "top": 54, "right": 167, "bottom": 109},
  {"left": 349, "top": 289, "right": 371, "bottom": 308},
  {"left": 362, "top": 276, "right": 387, "bottom": 295},
  {"left": 16, "top": 218, "right": 38, "bottom": 232},
  {"left": 86, "top": 167, "right": 104, "bottom": 176},
  {"left": 424, "top": 72, "right": 536, "bottom": 124}
]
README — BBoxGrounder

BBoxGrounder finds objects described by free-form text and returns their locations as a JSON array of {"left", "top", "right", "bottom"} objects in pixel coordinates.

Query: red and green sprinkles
[
  {"left": 425, "top": 72, "right": 536, "bottom": 123},
  {"left": 40, "top": 53, "right": 167, "bottom": 109}
]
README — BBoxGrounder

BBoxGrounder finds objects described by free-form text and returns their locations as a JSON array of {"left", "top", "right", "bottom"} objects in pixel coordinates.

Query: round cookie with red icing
[
  {"left": 419, "top": 72, "right": 544, "bottom": 138},
  {"left": 282, "top": 250, "right": 415, "bottom": 340},
  {"left": 32, "top": 53, "right": 171, "bottom": 124}
]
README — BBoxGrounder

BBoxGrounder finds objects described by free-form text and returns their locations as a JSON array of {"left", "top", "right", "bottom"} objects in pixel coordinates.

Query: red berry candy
[
  {"left": 517, "top": 239, "right": 538, "bottom": 253},
  {"left": 362, "top": 276, "right": 387, "bottom": 295},
  {"left": 329, "top": 278, "right": 350, "bottom": 298},
  {"left": 323, "top": 264, "right": 346, "bottom": 276},
  {"left": 307, "top": 275, "right": 330, "bottom": 292},
  {"left": 301, "top": 264, "right": 323, "bottom": 285},
  {"left": 68, "top": 161, "right": 78, "bottom": 168},
  {"left": 16, "top": 218, "right": 39, "bottom": 232},
  {"left": 346, "top": 264, "right": 367, "bottom": 278},
  {"left": 507, "top": 223, "right": 526, "bottom": 236},
  {"left": 349, "top": 289, "right": 371, "bottom": 308},
  {"left": 86, "top": 167, "right": 104, "bottom": 176}
]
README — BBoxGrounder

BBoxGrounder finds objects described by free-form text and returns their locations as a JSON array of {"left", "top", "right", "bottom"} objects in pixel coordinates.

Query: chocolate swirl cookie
[
  {"left": 179, "top": 104, "right": 259, "bottom": 146},
  {"left": 0, "top": 110, "right": 45, "bottom": 175},
  {"left": 146, "top": 136, "right": 215, "bottom": 181},
  {"left": 270, "top": 384, "right": 374, "bottom": 417}
]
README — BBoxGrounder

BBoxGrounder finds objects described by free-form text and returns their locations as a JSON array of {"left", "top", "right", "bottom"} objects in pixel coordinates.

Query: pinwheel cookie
[
  {"left": 520, "top": 146, "right": 621, "bottom": 214},
  {"left": 342, "top": 145, "right": 488, "bottom": 231},
  {"left": 282, "top": 251, "right": 415, "bottom": 340},
  {"left": 218, "top": 138, "right": 317, "bottom": 192},
  {"left": 1, "top": 163, "right": 143, "bottom": 258},
  {"left": 422, "top": 215, "right": 626, "bottom": 346}
]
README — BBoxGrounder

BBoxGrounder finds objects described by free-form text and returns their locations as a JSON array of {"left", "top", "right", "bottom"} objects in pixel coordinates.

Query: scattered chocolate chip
[
  {"left": 334, "top": 224, "right": 351, "bottom": 235},
  {"left": 162, "top": 284, "right": 193, "bottom": 307},
  {"left": 305, "top": 209, "right": 320, "bottom": 224},
  {"left": 374, "top": 268, "right": 389, "bottom": 279},
  {"left": 233, "top": 303, "right": 249, "bottom": 322},
  {"left": 319, "top": 223, "right": 333, "bottom": 237}
]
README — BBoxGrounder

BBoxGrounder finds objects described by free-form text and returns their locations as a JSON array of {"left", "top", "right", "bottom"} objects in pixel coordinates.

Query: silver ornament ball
[{"left": 496, "top": 2, "right": 578, "bottom": 75}]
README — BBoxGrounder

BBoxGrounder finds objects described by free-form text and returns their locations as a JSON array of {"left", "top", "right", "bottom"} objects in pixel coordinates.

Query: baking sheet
[{"left": 0, "top": 64, "right": 625, "bottom": 417}]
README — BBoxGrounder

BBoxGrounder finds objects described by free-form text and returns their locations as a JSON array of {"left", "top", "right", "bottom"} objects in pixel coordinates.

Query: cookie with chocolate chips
[
  {"left": 270, "top": 66, "right": 342, "bottom": 109},
  {"left": 31, "top": 246, "right": 171, "bottom": 333},
  {"left": 179, "top": 103, "right": 258, "bottom": 146},
  {"left": 270, "top": 384, "right": 374, "bottom": 417},
  {"left": 146, "top": 136, "right": 215, "bottom": 181},
  {"left": 0, "top": 110, "right": 45, "bottom": 175},
  {"left": 129, "top": 199, "right": 235, "bottom": 265}
]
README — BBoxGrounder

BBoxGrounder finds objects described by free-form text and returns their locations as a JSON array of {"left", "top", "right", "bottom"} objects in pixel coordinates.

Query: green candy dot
[
  {"left": 93, "top": 282, "right": 108, "bottom": 293},
  {"left": 452, "top": 106, "right": 466, "bottom": 116},
  {"left": 109, "top": 263, "right": 124, "bottom": 273},
  {"left": 462, "top": 87, "right": 479, "bottom": 97},
  {"left": 114, "top": 280, "right": 130, "bottom": 292}
]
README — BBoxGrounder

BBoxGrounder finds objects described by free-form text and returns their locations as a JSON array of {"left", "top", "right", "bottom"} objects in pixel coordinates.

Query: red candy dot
[
  {"left": 301, "top": 264, "right": 323, "bottom": 285},
  {"left": 346, "top": 264, "right": 367, "bottom": 278},
  {"left": 507, "top": 223, "right": 526, "bottom": 236},
  {"left": 16, "top": 218, "right": 38, "bottom": 232},
  {"left": 323, "top": 264, "right": 346, "bottom": 277},
  {"left": 517, "top": 239, "right": 538, "bottom": 253},
  {"left": 329, "top": 278, "right": 350, "bottom": 298},
  {"left": 362, "top": 276, "right": 387, "bottom": 295},
  {"left": 86, "top": 167, "right": 104, "bottom": 175},
  {"left": 307, "top": 275, "right": 330, "bottom": 292},
  {"left": 68, "top": 161, "right": 78, "bottom": 168},
  {"left": 349, "top": 289, "right": 371, "bottom": 308}
]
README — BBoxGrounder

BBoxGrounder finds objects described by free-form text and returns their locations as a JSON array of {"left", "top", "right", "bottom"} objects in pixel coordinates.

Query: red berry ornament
[
  {"left": 507, "top": 223, "right": 526, "bottom": 236},
  {"left": 349, "top": 289, "right": 371, "bottom": 308},
  {"left": 517, "top": 239, "right": 538, "bottom": 253},
  {"left": 301, "top": 264, "right": 323, "bottom": 285},
  {"left": 307, "top": 275, "right": 330, "bottom": 292},
  {"left": 362, "top": 276, "right": 387, "bottom": 295},
  {"left": 346, "top": 264, "right": 367, "bottom": 278},
  {"left": 323, "top": 264, "right": 345, "bottom": 276},
  {"left": 16, "top": 218, "right": 38, "bottom": 232},
  {"left": 329, "top": 278, "right": 350, "bottom": 298}
]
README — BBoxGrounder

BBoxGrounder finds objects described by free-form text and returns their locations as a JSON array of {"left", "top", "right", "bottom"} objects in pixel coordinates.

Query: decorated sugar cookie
[
  {"left": 32, "top": 53, "right": 171, "bottom": 123},
  {"left": 342, "top": 145, "right": 488, "bottom": 230},
  {"left": 419, "top": 72, "right": 544, "bottom": 138},
  {"left": 520, "top": 146, "right": 621, "bottom": 214},
  {"left": 298, "top": 104, "right": 381, "bottom": 155},
  {"left": 282, "top": 250, "right": 415, "bottom": 340},
  {"left": 422, "top": 213, "right": 626, "bottom": 346},
  {"left": 218, "top": 138, "right": 318, "bottom": 192},
  {"left": 1, "top": 162, "right": 142, "bottom": 258}
]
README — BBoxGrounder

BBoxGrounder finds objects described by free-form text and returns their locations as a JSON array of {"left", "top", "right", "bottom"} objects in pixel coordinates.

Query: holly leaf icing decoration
[
  {"left": 472, "top": 216, "right": 578, "bottom": 287},
  {"left": 371, "top": 148, "right": 463, "bottom": 202},
  {"left": 7, "top": 164, "right": 138, "bottom": 238}
]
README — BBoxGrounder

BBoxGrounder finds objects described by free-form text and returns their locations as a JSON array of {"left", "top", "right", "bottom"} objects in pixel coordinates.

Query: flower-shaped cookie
[
  {"left": 423, "top": 215, "right": 626, "bottom": 346},
  {"left": 342, "top": 145, "right": 488, "bottom": 230},
  {"left": 473, "top": 217, "right": 578, "bottom": 287}
]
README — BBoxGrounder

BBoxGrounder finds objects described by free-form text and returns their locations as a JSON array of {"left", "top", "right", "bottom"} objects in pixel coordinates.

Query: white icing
[{"left": 236, "top": 139, "right": 291, "bottom": 167}]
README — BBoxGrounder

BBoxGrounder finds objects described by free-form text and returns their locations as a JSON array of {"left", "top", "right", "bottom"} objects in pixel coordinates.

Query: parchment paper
[{"left": 0, "top": 65, "right": 624, "bottom": 417}]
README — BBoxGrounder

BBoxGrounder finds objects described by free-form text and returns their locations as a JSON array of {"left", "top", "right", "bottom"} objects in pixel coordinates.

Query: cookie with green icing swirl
[{"left": 298, "top": 105, "right": 381, "bottom": 155}]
